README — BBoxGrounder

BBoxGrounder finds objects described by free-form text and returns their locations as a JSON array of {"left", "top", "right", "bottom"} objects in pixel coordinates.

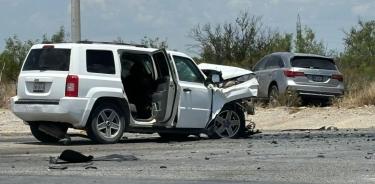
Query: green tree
[
  {"left": 42, "top": 26, "right": 67, "bottom": 43},
  {"left": 339, "top": 19, "right": 375, "bottom": 86},
  {"left": 0, "top": 36, "right": 35, "bottom": 82},
  {"left": 190, "top": 12, "right": 292, "bottom": 68}
]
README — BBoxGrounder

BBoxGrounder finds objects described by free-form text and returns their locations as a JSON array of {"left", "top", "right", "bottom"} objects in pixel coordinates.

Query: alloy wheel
[
  {"left": 94, "top": 109, "right": 121, "bottom": 139},
  {"left": 213, "top": 110, "right": 241, "bottom": 138}
]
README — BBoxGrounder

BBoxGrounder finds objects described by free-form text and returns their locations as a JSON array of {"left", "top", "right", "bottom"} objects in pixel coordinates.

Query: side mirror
[
  {"left": 204, "top": 71, "right": 223, "bottom": 86},
  {"left": 211, "top": 74, "right": 221, "bottom": 83}
]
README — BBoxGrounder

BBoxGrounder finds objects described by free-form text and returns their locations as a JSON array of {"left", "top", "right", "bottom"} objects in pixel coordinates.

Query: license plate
[
  {"left": 312, "top": 75, "right": 323, "bottom": 82},
  {"left": 33, "top": 82, "right": 45, "bottom": 92}
]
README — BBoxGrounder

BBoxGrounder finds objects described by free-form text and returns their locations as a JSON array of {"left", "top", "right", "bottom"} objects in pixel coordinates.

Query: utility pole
[
  {"left": 296, "top": 14, "right": 303, "bottom": 53},
  {"left": 71, "top": 0, "right": 81, "bottom": 42}
]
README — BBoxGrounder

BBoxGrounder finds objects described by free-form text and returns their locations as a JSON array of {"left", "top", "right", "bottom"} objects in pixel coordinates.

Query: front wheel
[
  {"left": 268, "top": 85, "right": 279, "bottom": 107},
  {"left": 210, "top": 106, "right": 245, "bottom": 138},
  {"left": 86, "top": 102, "right": 125, "bottom": 144}
]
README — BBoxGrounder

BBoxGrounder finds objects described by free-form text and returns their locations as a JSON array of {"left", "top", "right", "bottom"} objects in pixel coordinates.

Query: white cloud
[{"left": 351, "top": 3, "right": 372, "bottom": 16}]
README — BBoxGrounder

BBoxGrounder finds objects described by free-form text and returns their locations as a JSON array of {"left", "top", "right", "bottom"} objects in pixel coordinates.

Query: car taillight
[
  {"left": 43, "top": 45, "right": 54, "bottom": 49},
  {"left": 65, "top": 75, "right": 79, "bottom": 97},
  {"left": 283, "top": 70, "right": 305, "bottom": 77},
  {"left": 332, "top": 74, "right": 343, "bottom": 82}
]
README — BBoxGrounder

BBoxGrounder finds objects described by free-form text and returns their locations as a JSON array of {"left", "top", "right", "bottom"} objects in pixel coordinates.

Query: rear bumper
[
  {"left": 287, "top": 83, "right": 344, "bottom": 98},
  {"left": 10, "top": 96, "right": 91, "bottom": 128}
]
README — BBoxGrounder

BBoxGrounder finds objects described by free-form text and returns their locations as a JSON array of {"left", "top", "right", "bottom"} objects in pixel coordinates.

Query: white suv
[{"left": 11, "top": 42, "right": 258, "bottom": 144}]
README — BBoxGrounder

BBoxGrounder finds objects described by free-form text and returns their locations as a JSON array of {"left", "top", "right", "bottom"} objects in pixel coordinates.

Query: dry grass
[
  {"left": 0, "top": 83, "right": 15, "bottom": 108},
  {"left": 255, "top": 91, "right": 301, "bottom": 108},
  {"left": 275, "top": 91, "right": 301, "bottom": 107},
  {"left": 336, "top": 82, "right": 375, "bottom": 107}
]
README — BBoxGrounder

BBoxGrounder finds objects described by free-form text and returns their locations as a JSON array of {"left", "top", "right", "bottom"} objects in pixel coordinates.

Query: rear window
[
  {"left": 23, "top": 48, "right": 71, "bottom": 71},
  {"left": 86, "top": 50, "right": 115, "bottom": 74},
  {"left": 291, "top": 57, "right": 337, "bottom": 70}
]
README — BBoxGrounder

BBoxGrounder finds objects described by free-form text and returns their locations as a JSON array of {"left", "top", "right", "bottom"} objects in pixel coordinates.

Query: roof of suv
[
  {"left": 32, "top": 42, "right": 191, "bottom": 59},
  {"left": 270, "top": 52, "right": 333, "bottom": 60}
]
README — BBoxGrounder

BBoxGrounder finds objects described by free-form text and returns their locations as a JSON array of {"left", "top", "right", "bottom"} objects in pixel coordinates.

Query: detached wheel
[
  {"left": 268, "top": 85, "right": 279, "bottom": 106},
  {"left": 87, "top": 102, "right": 125, "bottom": 144},
  {"left": 211, "top": 106, "right": 245, "bottom": 138},
  {"left": 29, "top": 123, "right": 67, "bottom": 143}
]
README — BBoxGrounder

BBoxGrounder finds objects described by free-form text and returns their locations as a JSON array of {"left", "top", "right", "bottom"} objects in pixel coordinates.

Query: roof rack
[
  {"left": 77, "top": 41, "right": 148, "bottom": 48},
  {"left": 41, "top": 41, "right": 148, "bottom": 48}
]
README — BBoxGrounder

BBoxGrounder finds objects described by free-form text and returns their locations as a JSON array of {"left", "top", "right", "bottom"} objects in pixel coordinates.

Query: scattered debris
[
  {"left": 85, "top": 166, "right": 98, "bottom": 170},
  {"left": 48, "top": 149, "right": 138, "bottom": 171},
  {"left": 94, "top": 154, "right": 138, "bottom": 162},
  {"left": 48, "top": 165, "right": 68, "bottom": 170},
  {"left": 282, "top": 126, "right": 339, "bottom": 132},
  {"left": 325, "top": 126, "right": 339, "bottom": 131},
  {"left": 365, "top": 153, "right": 373, "bottom": 159},
  {"left": 50, "top": 149, "right": 93, "bottom": 164}
]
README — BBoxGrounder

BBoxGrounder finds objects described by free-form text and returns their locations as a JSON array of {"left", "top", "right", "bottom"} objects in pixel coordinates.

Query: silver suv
[
  {"left": 253, "top": 52, "right": 344, "bottom": 103},
  {"left": 11, "top": 42, "right": 258, "bottom": 144}
]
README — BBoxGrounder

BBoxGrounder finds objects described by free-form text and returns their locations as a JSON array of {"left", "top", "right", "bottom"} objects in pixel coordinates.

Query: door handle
[{"left": 183, "top": 88, "right": 192, "bottom": 92}]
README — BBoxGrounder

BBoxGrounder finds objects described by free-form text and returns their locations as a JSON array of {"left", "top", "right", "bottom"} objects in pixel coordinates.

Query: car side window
[
  {"left": 265, "top": 55, "right": 284, "bottom": 69},
  {"left": 253, "top": 57, "right": 268, "bottom": 71},
  {"left": 173, "top": 56, "right": 204, "bottom": 83},
  {"left": 86, "top": 50, "right": 115, "bottom": 74}
]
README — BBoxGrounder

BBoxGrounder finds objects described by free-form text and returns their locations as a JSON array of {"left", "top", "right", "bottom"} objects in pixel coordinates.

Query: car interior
[{"left": 120, "top": 51, "right": 172, "bottom": 122}]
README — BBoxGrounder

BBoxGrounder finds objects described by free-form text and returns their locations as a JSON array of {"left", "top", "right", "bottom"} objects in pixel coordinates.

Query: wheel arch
[
  {"left": 86, "top": 96, "right": 130, "bottom": 129},
  {"left": 205, "top": 101, "right": 245, "bottom": 129},
  {"left": 268, "top": 81, "right": 278, "bottom": 94}
]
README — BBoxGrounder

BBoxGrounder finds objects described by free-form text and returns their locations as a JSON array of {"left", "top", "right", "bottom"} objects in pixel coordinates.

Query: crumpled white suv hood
[
  {"left": 198, "top": 63, "right": 254, "bottom": 80},
  {"left": 198, "top": 63, "right": 259, "bottom": 118}
]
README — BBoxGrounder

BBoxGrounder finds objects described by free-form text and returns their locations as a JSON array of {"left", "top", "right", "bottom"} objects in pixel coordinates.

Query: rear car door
[
  {"left": 172, "top": 55, "right": 212, "bottom": 128},
  {"left": 262, "top": 55, "right": 285, "bottom": 94}
]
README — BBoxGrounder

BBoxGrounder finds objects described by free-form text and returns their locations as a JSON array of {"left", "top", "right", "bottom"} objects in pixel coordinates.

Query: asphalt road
[{"left": 0, "top": 129, "right": 375, "bottom": 184}]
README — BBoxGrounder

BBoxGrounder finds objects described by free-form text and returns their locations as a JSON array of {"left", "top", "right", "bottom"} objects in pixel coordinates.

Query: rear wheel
[
  {"left": 268, "top": 85, "right": 279, "bottom": 106},
  {"left": 210, "top": 106, "right": 245, "bottom": 138},
  {"left": 29, "top": 123, "right": 67, "bottom": 143},
  {"left": 87, "top": 102, "right": 125, "bottom": 144}
]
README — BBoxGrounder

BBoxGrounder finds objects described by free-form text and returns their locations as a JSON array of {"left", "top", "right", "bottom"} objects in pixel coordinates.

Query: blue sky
[{"left": 0, "top": 0, "right": 374, "bottom": 56}]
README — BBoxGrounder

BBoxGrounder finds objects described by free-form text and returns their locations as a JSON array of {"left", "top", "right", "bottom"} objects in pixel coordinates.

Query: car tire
[
  {"left": 158, "top": 133, "right": 189, "bottom": 140},
  {"left": 29, "top": 123, "right": 66, "bottom": 143},
  {"left": 210, "top": 105, "right": 245, "bottom": 139},
  {"left": 268, "top": 85, "right": 279, "bottom": 106},
  {"left": 87, "top": 102, "right": 125, "bottom": 144}
]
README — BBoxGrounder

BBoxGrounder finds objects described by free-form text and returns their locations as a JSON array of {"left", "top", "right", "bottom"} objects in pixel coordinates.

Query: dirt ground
[
  {"left": 1, "top": 106, "right": 375, "bottom": 135},
  {"left": 251, "top": 106, "right": 375, "bottom": 130}
]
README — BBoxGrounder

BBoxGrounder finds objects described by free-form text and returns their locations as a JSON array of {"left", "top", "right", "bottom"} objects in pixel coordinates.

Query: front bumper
[{"left": 10, "top": 96, "right": 90, "bottom": 128}]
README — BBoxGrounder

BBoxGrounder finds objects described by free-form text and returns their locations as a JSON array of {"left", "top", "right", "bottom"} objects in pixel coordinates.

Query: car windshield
[
  {"left": 23, "top": 48, "right": 71, "bottom": 71},
  {"left": 291, "top": 56, "right": 337, "bottom": 70},
  {"left": 290, "top": 57, "right": 337, "bottom": 70}
]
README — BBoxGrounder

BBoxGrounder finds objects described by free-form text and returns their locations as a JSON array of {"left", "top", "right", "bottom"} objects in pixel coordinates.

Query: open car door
[{"left": 151, "top": 49, "right": 179, "bottom": 126}]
